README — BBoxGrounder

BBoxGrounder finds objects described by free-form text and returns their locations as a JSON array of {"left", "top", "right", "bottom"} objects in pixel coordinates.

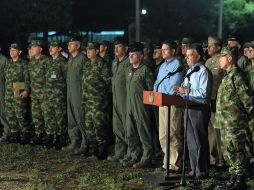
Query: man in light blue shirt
[
  {"left": 153, "top": 40, "right": 184, "bottom": 172},
  {"left": 174, "top": 43, "right": 212, "bottom": 178}
]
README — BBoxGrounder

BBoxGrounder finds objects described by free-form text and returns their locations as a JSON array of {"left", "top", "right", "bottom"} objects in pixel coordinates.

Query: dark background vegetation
[{"left": 0, "top": 0, "right": 254, "bottom": 48}]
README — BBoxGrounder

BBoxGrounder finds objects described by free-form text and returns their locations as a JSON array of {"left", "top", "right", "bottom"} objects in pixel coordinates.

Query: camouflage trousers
[
  {"left": 43, "top": 96, "right": 67, "bottom": 135},
  {"left": 220, "top": 124, "right": 247, "bottom": 175},
  {"left": 31, "top": 96, "right": 45, "bottom": 135},
  {"left": 5, "top": 95, "right": 30, "bottom": 133},
  {"left": 84, "top": 101, "right": 108, "bottom": 146}
]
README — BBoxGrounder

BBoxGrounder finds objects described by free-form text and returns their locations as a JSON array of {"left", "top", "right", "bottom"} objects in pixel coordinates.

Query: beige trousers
[{"left": 159, "top": 106, "right": 183, "bottom": 171}]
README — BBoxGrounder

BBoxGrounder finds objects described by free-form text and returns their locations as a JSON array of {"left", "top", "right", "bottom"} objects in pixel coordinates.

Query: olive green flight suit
[
  {"left": 111, "top": 55, "right": 130, "bottom": 159},
  {"left": 125, "top": 63, "right": 154, "bottom": 163},
  {"left": 66, "top": 52, "right": 87, "bottom": 149}
]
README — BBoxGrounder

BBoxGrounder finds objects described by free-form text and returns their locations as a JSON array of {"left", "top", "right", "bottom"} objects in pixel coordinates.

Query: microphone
[
  {"left": 185, "top": 66, "right": 200, "bottom": 78},
  {"left": 166, "top": 66, "right": 183, "bottom": 78},
  {"left": 155, "top": 66, "right": 183, "bottom": 92}
]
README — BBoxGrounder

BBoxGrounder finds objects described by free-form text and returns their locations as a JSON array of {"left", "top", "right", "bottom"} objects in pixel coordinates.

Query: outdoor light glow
[{"left": 141, "top": 9, "right": 147, "bottom": 15}]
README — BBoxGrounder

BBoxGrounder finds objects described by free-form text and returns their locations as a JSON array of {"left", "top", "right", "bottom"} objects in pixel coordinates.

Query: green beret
[
  {"left": 30, "top": 40, "right": 43, "bottom": 47},
  {"left": 129, "top": 42, "right": 144, "bottom": 53},
  {"left": 248, "top": 41, "right": 254, "bottom": 49},
  {"left": 10, "top": 43, "right": 21, "bottom": 50},
  {"left": 68, "top": 36, "right": 81, "bottom": 43},
  {"left": 99, "top": 40, "right": 110, "bottom": 47},
  {"left": 243, "top": 42, "right": 251, "bottom": 49},
  {"left": 49, "top": 40, "right": 62, "bottom": 47},
  {"left": 114, "top": 36, "right": 128, "bottom": 46},
  {"left": 86, "top": 42, "right": 100, "bottom": 49}
]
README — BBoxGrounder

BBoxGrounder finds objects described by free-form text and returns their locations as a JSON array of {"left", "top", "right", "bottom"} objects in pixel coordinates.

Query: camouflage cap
[
  {"left": 49, "top": 40, "right": 62, "bottom": 47},
  {"left": 217, "top": 47, "right": 233, "bottom": 57},
  {"left": 181, "top": 37, "right": 194, "bottom": 44},
  {"left": 114, "top": 36, "right": 128, "bottom": 46},
  {"left": 86, "top": 42, "right": 100, "bottom": 49},
  {"left": 208, "top": 36, "right": 222, "bottom": 46},
  {"left": 99, "top": 40, "right": 110, "bottom": 47},
  {"left": 129, "top": 42, "right": 144, "bottom": 53},
  {"left": 30, "top": 39, "right": 43, "bottom": 47},
  {"left": 9, "top": 43, "right": 21, "bottom": 50}
]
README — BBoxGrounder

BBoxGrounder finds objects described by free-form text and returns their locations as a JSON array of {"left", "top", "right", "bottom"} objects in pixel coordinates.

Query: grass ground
[{"left": 0, "top": 143, "right": 253, "bottom": 190}]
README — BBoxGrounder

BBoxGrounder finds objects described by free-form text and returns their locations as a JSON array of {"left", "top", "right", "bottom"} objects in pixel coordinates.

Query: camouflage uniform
[
  {"left": 82, "top": 57, "right": 111, "bottom": 148},
  {"left": 28, "top": 54, "right": 50, "bottom": 135},
  {"left": 44, "top": 55, "right": 67, "bottom": 135},
  {"left": 0, "top": 53, "right": 10, "bottom": 137},
  {"left": 4, "top": 58, "right": 30, "bottom": 133},
  {"left": 205, "top": 54, "right": 225, "bottom": 165},
  {"left": 111, "top": 55, "right": 130, "bottom": 159},
  {"left": 215, "top": 66, "right": 253, "bottom": 175},
  {"left": 245, "top": 64, "right": 254, "bottom": 158},
  {"left": 125, "top": 63, "right": 154, "bottom": 164}
]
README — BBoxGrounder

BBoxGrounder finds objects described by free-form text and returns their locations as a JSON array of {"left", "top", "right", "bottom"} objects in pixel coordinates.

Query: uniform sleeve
[
  {"left": 23, "top": 60, "right": 30, "bottom": 92},
  {"left": 235, "top": 75, "right": 254, "bottom": 119},
  {"left": 145, "top": 68, "right": 154, "bottom": 91}
]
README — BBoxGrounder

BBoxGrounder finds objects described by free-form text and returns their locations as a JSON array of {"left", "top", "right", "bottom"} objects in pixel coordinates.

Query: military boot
[
  {"left": 97, "top": 143, "right": 107, "bottom": 160},
  {"left": 54, "top": 134, "right": 67, "bottom": 150},
  {"left": 43, "top": 134, "right": 55, "bottom": 148},
  {"left": 8, "top": 132, "right": 20, "bottom": 143},
  {"left": 228, "top": 175, "right": 246, "bottom": 190},
  {"left": 20, "top": 132, "right": 30, "bottom": 145},
  {"left": 30, "top": 133, "right": 42, "bottom": 145}
]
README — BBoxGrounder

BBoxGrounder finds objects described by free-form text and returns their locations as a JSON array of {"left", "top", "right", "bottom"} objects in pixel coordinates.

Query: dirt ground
[{"left": 0, "top": 143, "right": 253, "bottom": 190}]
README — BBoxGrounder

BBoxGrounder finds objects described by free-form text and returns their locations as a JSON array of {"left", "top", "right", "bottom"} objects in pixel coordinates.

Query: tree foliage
[{"left": 223, "top": 0, "right": 254, "bottom": 30}]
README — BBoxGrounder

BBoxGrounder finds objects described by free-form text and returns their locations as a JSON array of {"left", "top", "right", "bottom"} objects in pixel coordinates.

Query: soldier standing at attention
[
  {"left": 28, "top": 39, "right": 50, "bottom": 145},
  {"left": 0, "top": 45, "right": 10, "bottom": 142},
  {"left": 205, "top": 36, "right": 225, "bottom": 167},
  {"left": 99, "top": 40, "right": 112, "bottom": 70},
  {"left": 4, "top": 43, "right": 30, "bottom": 144},
  {"left": 227, "top": 33, "right": 250, "bottom": 71},
  {"left": 142, "top": 42, "right": 155, "bottom": 72},
  {"left": 82, "top": 42, "right": 111, "bottom": 159},
  {"left": 214, "top": 47, "right": 253, "bottom": 190},
  {"left": 107, "top": 37, "right": 130, "bottom": 162},
  {"left": 43, "top": 40, "right": 67, "bottom": 149},
  {"left": 122, "top": 42, "right": 154, "bottom": 168},
  {"left": 62, "top": 37, "right": 88, "bottom": 155}
]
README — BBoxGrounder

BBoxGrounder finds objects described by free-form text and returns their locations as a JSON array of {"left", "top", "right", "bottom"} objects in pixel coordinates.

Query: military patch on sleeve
[{"left": 128, "top": 72, "right": 132, "bottom": 77}]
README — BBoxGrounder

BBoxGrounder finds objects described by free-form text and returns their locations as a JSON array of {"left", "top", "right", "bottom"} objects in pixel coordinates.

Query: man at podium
[
  {"left": 153, "top": 40, "right": 184, "bottom": 172},
  {"left": 174, "top": 43, "right": 212, "bottom": 178}
]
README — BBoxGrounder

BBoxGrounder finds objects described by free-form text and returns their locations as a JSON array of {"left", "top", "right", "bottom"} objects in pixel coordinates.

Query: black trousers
[{"left": 185, "top": 104, "right": 211, "bottom": 176}]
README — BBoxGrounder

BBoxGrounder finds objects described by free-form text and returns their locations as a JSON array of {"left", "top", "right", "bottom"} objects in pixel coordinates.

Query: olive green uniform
[
  {"left": 125, "top": 63, "right": 154, "bottom": 163},
  {"left": 111, "top": 55, "right": 130, "bottom": 159},
  {"left": 66, "top": 52, "right": 87, "bottom": 149}
]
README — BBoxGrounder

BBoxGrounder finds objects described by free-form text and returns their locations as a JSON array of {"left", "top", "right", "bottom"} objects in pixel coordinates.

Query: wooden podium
[{"left": 143, "top": 91, "right": 194, "bottom": 187}]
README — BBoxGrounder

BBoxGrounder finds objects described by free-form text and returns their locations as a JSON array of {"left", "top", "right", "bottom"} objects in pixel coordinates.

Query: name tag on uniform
[
  {"left": 51, "top": 71, "right": 57, "bottom": 79},
  {"left": 51, "top": 74, "right": 57, "bottom": 79}
]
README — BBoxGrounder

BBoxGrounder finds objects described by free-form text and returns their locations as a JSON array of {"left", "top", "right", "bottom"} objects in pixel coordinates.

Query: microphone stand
[{"left": 171, "top": 76, "right": 195, "bottom": 190}]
